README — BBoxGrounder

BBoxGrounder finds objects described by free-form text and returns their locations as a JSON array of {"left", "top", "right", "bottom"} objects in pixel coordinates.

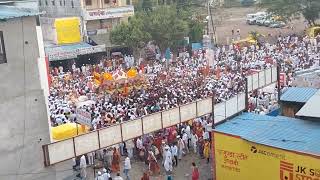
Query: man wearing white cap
[
  {"left": 102, "top": 168, "right": 110, "bottom": 180},
  {"left": 95, "top": 171, "right": 104, "bottom": 180},
  {"left": 177, "top": 135, "right": 185, "bottom": 160},
  {"left": 171, "top": 143, "right": 178, "bottom": 167},
  {"left": 79, "top": 155, "right": 87, "bottom": 180},
  {"left": 164, "top": 146, "right": 173, "bottom": 174}
]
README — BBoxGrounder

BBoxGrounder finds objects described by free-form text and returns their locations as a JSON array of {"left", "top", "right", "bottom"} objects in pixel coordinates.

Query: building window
[
  {"left": 59, "top": 0, "right": 62, "bottom": 5},
  {"left": 0, "top": 31, "right": 7, "bottom": 64},
  {"left": 104, "top": 0, "right": 109, "bottom": 4},
  {"left": 126, "top": 0, "right": 130, "bottom": 5},
  {"left": 85, "top": 0, "right": 92, "bottom": 5},
  {"left": 63, "top": 0, "right": 65, "bottom": 6},
  {"left": 52, "top": 0, "right": 55, "bottom": 5},
  {"left": 39, "top": 0, "right": 42, "bottom": 6},
  {"left": 71, "top": 0, "right": 74, "bottom": 8},
  {"left": 45, "top": 0, "right": 48, "bottom": 5}
]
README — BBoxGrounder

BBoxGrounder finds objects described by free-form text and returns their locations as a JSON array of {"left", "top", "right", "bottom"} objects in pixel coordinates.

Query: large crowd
[
  {"left": 48, "top": 33, "right": 320, "bottom": 179},
  {"left": 48, "top": 34, "right": 320, "bottom": 129}
]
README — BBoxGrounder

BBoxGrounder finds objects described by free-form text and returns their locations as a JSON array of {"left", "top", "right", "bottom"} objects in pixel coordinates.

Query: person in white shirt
[
  {"left": 114, "top": 173, "right": 124, "bottom": 180},
  {"left": 191, "top": 132, "right": 199, "bottom": 154},
  {"left": 185, "top": 125, "right": 191, "bottom": 148},
  {"left": 182, "top": 131, "right": 189, "bottom": 153},
  {"left": 171, "top": 144, "right": 178, "bottom": 167},
  {"left": 79, "top": 155, "right": 87, "bottom": 179},
  {"left": 123, "top": 156, "right": 131, "bottom": 180},
  {"left": 125, "top": 139, "right": 135, "bottom": 159},
  {"left": 203, "top": 129, "right": 210, "bottom": 141},
  {"left": 101, "top": 168, "right": 111, "bottom": 180},
  {"left": 136, "top": 137, "right": 144, "bottom": 160},
  {"left": 87, "top": 151, "right": 94, "bottom": 166},
  {"left": 164, "top": 147, "right": 173, "bottom": 174},
  {"left": 177, "top": 136, "right": 185, "bottom": 160},
  {"left": 95, "top": 171, "right": 104, "bottom": 180}
]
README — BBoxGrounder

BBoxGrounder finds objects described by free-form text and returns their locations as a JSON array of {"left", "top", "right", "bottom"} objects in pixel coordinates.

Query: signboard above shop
[
  {"left": 46, "top": 43, "right": 106, "bottom": 61},
  {"left": 83, "top": 6, "right": 134, "bottom": 21}
]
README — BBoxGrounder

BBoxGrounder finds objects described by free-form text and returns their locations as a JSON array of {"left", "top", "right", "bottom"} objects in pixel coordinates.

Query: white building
[{"left": 0, "top": 6, "right": 61, "bottom": 180}]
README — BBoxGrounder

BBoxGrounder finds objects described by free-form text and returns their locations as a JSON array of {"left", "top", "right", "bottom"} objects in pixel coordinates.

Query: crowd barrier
[
  {"left": 42, "top": 66, "right": 278, "bottom": 166},
  {"left": 247, "top": 66, "right": 278, "bottom": 92}
]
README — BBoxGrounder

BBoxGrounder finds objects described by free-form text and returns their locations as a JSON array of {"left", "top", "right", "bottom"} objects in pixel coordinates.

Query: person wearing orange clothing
[{"left": 111, "top": 147, "right": 121, "bottom": 173}]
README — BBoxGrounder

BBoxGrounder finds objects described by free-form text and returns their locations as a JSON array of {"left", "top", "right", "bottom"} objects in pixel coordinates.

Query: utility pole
[
  {"left": 207, "top": 0, "right": 217, "bottom": 46},
  {"left": 207, "top": 0, "right": 210, "bottom": 36}
]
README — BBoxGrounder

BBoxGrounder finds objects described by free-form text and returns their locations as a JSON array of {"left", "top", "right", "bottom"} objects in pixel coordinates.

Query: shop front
[
  {"left": 45, "top": 43, "right": 106, "bottom": 71},
  {"left": 212, "top": 113, "right": 320, "bottom": 180}
]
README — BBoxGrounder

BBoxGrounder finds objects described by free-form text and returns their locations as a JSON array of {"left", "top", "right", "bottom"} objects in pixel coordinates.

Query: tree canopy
[
  {"left": 146, "top": 6, "right": 189, "bottom": 53},
  {"left": 260, "top": 0, "right": 320, "bottom": 26},
  {"left": 110, "top": 12, "right": 151, "bottom": 57}
]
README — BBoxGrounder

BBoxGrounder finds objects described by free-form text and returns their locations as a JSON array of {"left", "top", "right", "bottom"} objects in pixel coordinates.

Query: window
[
  {"left": 51, "top": 0, "right": 55, "bottom": 5},
  {"left": 104, "top": 0, "right": 109, "bottom": 4},
  {"left": 45, "top": 0, "right": 48, "bottom": 5},
  {"left": 39, "top": 0, "right": 42, "bottom": 6},
  {"left": 63, "top": 0, "right": 65, "bottom": 6},
  {"left": 0, "top": 31, "right": 7, "bottom": 64},
  {"left": 85, "top": 0, "right": 92, "bottom": 5},
  {"left": 126, "top": 0, "right": 130, "bottom": 5},
  {"left": 71, "top": 0, "right": 74, "bottom": 8},
  {"left": 59, "top": 0, "right": 62, "bottom": 5}
]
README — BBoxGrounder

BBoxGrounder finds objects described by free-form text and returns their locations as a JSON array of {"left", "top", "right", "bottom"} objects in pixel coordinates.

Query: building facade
[
  {"left": 0, "top": 6, "right": 56, "bottom": 180},
  {"left": 39, "top": 0, "right": 134, "bottom": 49}
]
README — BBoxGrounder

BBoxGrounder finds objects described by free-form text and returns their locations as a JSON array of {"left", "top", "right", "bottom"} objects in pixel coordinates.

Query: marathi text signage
[
  {"left": 83, "top": 6, "right": 134, "bottom": 21},
  {"left": 76, "top": 109, "right": 92, "bottom": 127},
  {"left": 47, "top": 44, "right": 106, "bottom": 61}
]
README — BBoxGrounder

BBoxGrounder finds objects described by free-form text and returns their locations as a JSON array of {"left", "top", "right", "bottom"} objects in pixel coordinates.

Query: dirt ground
[{"left": 212, "top": 7, "right": 306, "bottom": 44}]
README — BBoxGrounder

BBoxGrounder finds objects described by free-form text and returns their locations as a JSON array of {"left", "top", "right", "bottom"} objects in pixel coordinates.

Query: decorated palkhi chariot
[{"left": 92, "top": 68, "right": 148, "bottom": 95}]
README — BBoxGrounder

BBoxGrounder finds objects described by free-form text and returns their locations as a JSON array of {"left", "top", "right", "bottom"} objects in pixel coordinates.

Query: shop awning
[
  {"left": 45, "top": 42, "right": 106, "bottom": 61},
  {"left": 280, "top": 87, "right": 317, "bottom": 103}
]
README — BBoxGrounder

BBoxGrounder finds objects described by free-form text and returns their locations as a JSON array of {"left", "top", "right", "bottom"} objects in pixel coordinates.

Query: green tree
[
  {"left": 141, "top": 0, "right": 155, "bottom": 11},
  {"left": 260, "top": 0, "right": 320, "bottom": 26},
  {"left": 110, "top": 13, "right": 151, "bottom": 58},
  {"left": 189, "top": 20, "right": 204, "bottom": 43},
  {"left": 146, "top": 6, "right": 189, "bottom": 55}
]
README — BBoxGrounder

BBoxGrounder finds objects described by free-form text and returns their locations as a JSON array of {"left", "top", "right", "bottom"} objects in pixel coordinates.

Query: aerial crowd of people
[{"left": 48, "top": 32, "right": 319, "bottom": 179}]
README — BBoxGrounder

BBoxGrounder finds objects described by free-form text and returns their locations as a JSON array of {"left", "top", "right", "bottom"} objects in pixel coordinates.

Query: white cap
[{"left": 98, "top": 171, "right": 101, "bottom": 176}]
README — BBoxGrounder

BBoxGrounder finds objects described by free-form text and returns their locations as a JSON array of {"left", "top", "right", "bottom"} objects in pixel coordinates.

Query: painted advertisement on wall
[
  {"left": 54, "top": 17, "right": 81, "bottom": 45},
  {"left": 83, "top": 6, "right": 134, "bottom": 21},
  {"left": 213, "top": 132, "right": 320, "bottom": 180}
]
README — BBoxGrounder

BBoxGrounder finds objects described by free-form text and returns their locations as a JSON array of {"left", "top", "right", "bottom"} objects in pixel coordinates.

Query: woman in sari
[
  {"left": 147, "top": 150, "right": 160, "bottom": 175},
  {"left": 203, "top": 140, "right": 211, "bottom": 163},
  {"left": 111, "top": 147, "right": 121, "bottom": 173}
]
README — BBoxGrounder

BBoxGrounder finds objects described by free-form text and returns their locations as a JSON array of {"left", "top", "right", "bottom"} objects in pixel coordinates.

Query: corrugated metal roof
[
  {"left": 296, "top": 90, "right": 320, "bottom": 118},
  {"left": 44, "top": 43, "right": 92, "bottom": 53},
  {"left": 215, "top": 113, "right": 320, "bottom": 156},
  {"left": 0, "top": 6, "right": 39, "bottom": 20},
  {"left": 280, "top": 87, "right": 317, "bottom": 103}
]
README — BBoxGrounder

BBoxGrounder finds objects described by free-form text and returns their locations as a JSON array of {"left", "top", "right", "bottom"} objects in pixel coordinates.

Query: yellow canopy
[
  {"left": 127, "top": 68, "right": 138, "bottom": 78},
  {"left": 51, "top": 123, "right": 88, "bottom": 141},
  {"left": 233, "top": 37, "right": 257, "bottom": 46},
  {"left": 306, "top": 26, "right": 320, "bottom": 38}
]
